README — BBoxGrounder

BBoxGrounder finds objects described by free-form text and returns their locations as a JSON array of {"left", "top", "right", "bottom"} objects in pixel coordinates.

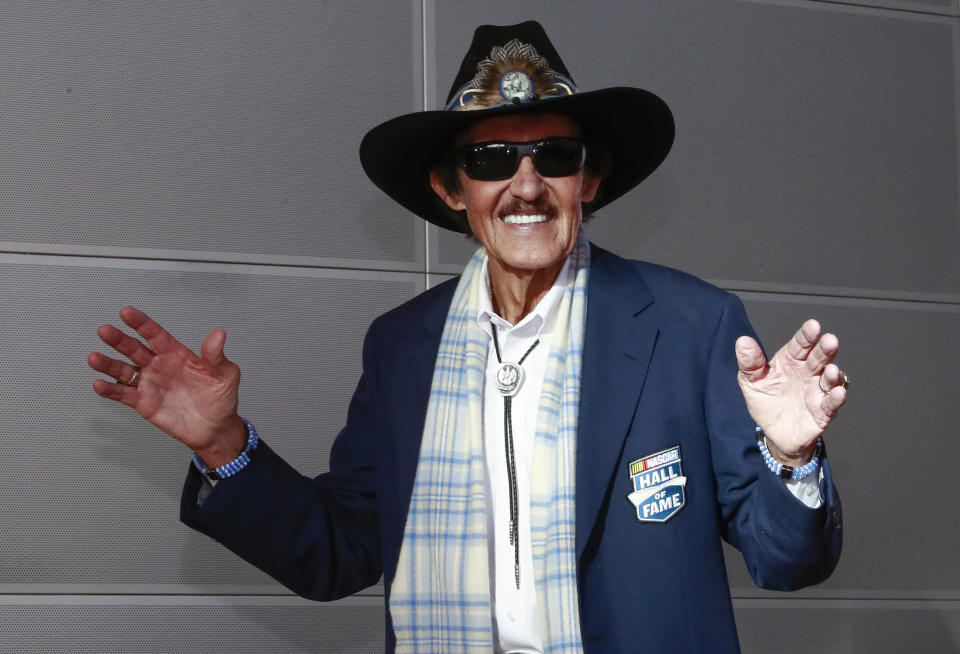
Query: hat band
[{"left": 444, "top": 71, "right": 577, "bottom": 111}]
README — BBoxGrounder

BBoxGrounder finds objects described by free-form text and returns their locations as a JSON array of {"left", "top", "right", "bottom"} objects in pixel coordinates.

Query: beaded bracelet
[
  {"left": 192, "top": 418, "right": 259, "bottom": 482},
  {"left": 755, "top": 426, "right": 822, "bottom": 481}
]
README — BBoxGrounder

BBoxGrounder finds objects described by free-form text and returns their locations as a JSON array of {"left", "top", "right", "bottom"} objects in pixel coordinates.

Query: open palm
[
  {"left": 735, "top": 319, "right": 847, "bottom": 465},
  {"left": 88, "top": 306, "right": 246, "bottom": 466}
]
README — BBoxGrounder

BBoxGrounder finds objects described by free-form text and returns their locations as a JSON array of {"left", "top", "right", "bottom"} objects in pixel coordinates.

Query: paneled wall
[{"left": 1, "top": 1, "right": 956, "bottom": 651}]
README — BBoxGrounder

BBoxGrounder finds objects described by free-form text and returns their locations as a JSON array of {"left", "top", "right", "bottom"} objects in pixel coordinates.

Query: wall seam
[{"left": 421, "top": 0, "right": 431, "bottom": 288}]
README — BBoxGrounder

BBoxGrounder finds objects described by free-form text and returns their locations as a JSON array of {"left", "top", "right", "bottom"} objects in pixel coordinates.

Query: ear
[
  {"left": 429, "top": 168, "right": 466, "bottom": 211},
  {"left": 581, "top": 172, "right": 601, "bottom": 204}
]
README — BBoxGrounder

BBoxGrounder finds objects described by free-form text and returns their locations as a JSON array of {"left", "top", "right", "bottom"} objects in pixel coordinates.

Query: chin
[{"left": 499, "top": 250, "right": 568, "bottom": 274}]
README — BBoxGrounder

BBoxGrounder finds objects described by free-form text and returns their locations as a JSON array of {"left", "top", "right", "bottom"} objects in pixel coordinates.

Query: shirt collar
[{"left": 477, "top": 254, "right": 573, "bottom": 340}]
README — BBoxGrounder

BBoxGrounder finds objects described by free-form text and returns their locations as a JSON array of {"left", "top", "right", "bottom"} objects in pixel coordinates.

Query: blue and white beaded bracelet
[
  {"left": 192, "top": 418, "right": 259, "bottom": 482},
  {"left": 755, "top": 426, "right": 822, "bottom": 481}
]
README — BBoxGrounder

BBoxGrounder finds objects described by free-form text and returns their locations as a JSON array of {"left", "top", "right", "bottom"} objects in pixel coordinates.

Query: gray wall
[{"left": 1, "top": 1, "right": 957, "bottom": 651}]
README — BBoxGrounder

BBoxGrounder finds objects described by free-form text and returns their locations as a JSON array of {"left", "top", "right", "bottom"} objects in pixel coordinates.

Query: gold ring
[{"left": 118, "top": 365, "right": 141, "bottom": 388}]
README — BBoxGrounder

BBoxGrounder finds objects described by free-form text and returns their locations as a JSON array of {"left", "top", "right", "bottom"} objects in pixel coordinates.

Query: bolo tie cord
[{"left": 491, "top": 325, "right": 539, "bottom": 590}]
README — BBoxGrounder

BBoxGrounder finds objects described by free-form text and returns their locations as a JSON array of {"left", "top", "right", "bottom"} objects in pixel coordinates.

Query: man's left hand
[{"left": 735, "top": 319, "right": 848, "bottom": 466}]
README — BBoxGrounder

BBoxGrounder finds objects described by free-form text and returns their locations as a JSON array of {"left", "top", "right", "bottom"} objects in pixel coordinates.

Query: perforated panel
[
  {"left": 723, "top": 294, "right": 960, "bottom": 594},
  {"left": 838, "top": 0, "right": 957, "bottom": 11},
  {"left": 0, "top": 596, "right": 385, "bottom": 653},
  {"left": 430, "top": 1, "right": 960, "bottom": 299},
  {"left": 0, "top": 2, "right": 421, "bottom": 265},
  {"left": 0, "top": 257, "right": 420, "bottom": 587},
  {"left": 733, "top": 600, "right": 960, "bottom": 653}
]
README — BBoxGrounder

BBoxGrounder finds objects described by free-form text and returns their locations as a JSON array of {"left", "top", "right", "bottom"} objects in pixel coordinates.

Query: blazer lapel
[{"left": 575, "top": 246, "right": 659, "bottom": 559}]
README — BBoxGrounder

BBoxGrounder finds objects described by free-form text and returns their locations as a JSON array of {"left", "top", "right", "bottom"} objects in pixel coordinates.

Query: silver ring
[
  {"left": 118, "top": 365, "right": 141, "bottom": 388},
  {"left": 819, "top": 370, "right": 850, "bottom": 394},
  {"left": 818, "top": 375, "right": 830, "bottom": 394}
]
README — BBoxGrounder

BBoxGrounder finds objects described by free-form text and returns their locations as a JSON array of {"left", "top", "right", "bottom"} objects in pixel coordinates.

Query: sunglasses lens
[
  {"left": 460, "top": 143, "right": 518, "bottom": 181},
  {"left": 456, "top": 138, "right": 586, "bottom": 180},
  {"left": 532, "top": 139, "right": 586, "bottom": 177}
]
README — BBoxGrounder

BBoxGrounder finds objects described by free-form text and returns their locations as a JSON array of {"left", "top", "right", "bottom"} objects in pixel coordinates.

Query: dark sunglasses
[{"left": 454, "top": 137, "right": 587, "bottom": 181}]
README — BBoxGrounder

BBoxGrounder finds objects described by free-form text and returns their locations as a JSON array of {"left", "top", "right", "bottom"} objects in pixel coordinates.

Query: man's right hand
[{"left": 88, "top": 306, "right": 246, "bottom": 468}]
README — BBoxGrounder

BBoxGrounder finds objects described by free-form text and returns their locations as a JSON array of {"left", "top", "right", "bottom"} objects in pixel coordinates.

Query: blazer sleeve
[
  {"left": 705, "top": 292, "right": 843, "bottom": 591},
  {"left": 179, "top": 320, "right": 385, "bottom": 601}
]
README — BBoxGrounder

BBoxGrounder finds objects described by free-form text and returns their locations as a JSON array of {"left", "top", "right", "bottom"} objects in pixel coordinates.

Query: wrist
[
  {"left": 755, "top": 427, "right": 823, "bottom": 481},
  {"left": 764, "top": 437, "right": 817, "bottom": 468},
  {"left": 194, "top": 415, "right": 247, "bottom": 469},
  {"left": 192, "top": 417, "right": 259, "bottom": 482}
]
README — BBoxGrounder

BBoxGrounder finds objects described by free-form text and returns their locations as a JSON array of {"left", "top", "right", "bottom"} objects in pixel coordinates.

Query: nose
[{"left": 509, "top": 155, "right": 545, "bottom": 201}]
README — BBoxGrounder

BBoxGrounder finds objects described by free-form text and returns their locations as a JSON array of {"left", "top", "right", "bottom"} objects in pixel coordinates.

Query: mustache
[{"left": 498, "top": 199, "right": 556, "bottom": 218}]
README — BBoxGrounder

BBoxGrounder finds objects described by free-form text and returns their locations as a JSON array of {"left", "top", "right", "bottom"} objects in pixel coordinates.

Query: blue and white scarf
[{"left": 390, "top": 230, "right": 590, "bottom": 653}]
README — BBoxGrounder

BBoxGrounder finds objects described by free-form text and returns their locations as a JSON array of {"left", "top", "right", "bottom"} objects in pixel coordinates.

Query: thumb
[
  {"left": 735, "top": 335, "right": 767, "bottom": 382},
  {"left": 200, "top": 328, "right": 228, "bottom": 368}
]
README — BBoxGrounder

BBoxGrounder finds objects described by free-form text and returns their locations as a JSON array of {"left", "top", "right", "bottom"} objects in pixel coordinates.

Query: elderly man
[{"left": 88, "top": 22, "right": 846, "bottom": 654}]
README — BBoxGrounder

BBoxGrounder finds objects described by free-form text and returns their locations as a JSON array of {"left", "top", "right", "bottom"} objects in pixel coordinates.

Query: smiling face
[{"left": 430, "top": 114, "right": 601, "bottom": 281}]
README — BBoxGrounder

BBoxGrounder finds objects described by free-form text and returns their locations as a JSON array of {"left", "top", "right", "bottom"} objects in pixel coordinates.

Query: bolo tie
[{"left": 491, "top": 325, "right": 540, "bottom": 589}]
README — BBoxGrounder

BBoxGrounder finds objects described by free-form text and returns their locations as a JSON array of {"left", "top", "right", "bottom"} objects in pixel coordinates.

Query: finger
[
  {"left": 88, "top": 352, "right": 140, "bottom": 385},
  {"left": 200, "top": 328, "right": 228, "bottom": 368},
  {"left": 817, "top": 362, "right": 844, "bottom": 391},
  {"left": 119, "top": 306, "right": 181, "bottom": 355},
  {"left": 96, "top": 324, "right": 155, "bottom": 367},
  {"left": 822, "top": 385, "right": 847, "bottom": 415},
  {"left": 805, "top": 332, "right": 839, "bottom": 373},
  {"left": 92, "top": 379, "right": 139, "bottom": 408},
  {"left": 783, "top": 318, "right": 821, "bottom": 362},
  {"left": 735, "top": 335, "right": 767, "bottom": 382}
]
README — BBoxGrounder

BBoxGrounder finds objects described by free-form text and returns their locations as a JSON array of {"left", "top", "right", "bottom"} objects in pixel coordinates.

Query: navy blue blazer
[{"left": 182, "top": 245, "right": 842, "bottom": 654}]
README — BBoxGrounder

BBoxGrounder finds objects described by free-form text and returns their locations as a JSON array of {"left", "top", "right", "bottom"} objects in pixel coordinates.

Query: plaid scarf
[{"left": 390, "top": 230, "right": 590, "bottom": 653}]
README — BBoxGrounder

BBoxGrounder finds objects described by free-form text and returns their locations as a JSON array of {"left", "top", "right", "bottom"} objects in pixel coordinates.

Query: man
[{"left": 88, "top": 22, "right": 846, "bottom": 654}]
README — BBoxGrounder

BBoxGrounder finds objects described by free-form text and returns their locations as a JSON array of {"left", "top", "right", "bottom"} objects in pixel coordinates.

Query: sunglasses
[{"left": 454, "top": 137, "right": 587, "bottom": 181}]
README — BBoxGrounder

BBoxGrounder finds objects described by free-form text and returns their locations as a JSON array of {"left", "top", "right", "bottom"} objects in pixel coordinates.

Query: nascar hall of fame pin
[{"left": 626, "top": 445, "right": 687, "bottom": 523}]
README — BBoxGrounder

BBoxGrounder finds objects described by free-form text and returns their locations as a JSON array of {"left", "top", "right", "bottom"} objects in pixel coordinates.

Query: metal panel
[
  {"left": 0, "top": 1, "right": 423, "bottom": 268},
  {"left": 722, "top": 293, "right": 960, "bottom": 596},
  {"left": 812, "top": 0, "right": 959, "bottom": 16},
  {"left": 733, "top": 599, "right": 960, "bottom": 653},
  {"left": 0, "top": 595, "right": 385, "bottom": 654},
  {"left": 428, "top": 0, "right": 960, "bottom": 301},
  {"left": 0, "top": 255, "right": 421, "bottom": 589}
]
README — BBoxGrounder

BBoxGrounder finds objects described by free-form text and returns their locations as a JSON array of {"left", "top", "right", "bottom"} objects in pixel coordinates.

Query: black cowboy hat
[{"left": 359, "top": 20, "right": 674, "bottom": 233}]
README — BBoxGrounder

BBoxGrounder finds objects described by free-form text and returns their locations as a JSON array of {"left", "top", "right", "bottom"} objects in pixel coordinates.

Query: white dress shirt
[{"left": 477, "top": 256, "right": 572, "bottom": 654}]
